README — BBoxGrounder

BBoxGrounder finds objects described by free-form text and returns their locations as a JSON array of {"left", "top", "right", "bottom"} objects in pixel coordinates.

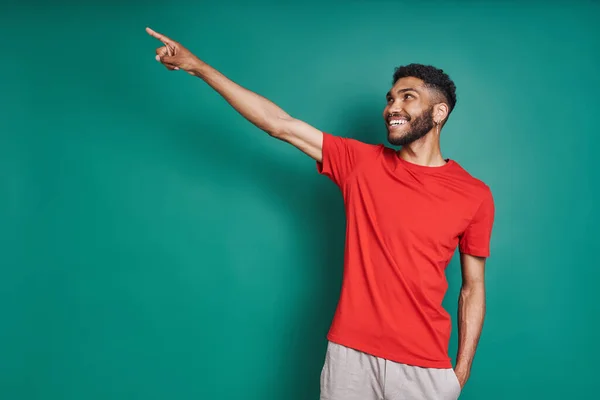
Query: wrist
[
  {"left": 188, "top": 58, "right": 208, "bottom": 77},
  {"left": 454, "top": 362, "right": 470, "bottom": 377}
]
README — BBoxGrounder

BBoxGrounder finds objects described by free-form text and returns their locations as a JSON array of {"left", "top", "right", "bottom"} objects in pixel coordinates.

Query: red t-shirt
[{"left": 316, "top": 132, "right": 495, "bottom": 369}]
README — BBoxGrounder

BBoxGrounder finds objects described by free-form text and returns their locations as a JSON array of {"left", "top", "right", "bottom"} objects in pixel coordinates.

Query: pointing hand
[{"left": 146, "top": 27, "right": 200, "bottom": 73}]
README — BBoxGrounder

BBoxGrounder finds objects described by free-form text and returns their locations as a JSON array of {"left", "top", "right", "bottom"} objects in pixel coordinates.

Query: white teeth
[{"left": 389, "top": 119, "right": 407, "bottom": 126}]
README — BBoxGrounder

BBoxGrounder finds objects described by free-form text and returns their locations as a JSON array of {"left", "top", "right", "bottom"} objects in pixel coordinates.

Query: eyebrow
[{"left": 386, "top": 87, "right": 420, "bottom": 98}]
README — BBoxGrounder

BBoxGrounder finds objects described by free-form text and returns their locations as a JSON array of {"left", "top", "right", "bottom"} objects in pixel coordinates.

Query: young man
[{"left": 146, "top": 27, "right": 495, "bottom": 400}]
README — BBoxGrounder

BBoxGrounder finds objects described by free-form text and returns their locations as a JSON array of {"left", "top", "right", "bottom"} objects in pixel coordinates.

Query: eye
[
  {"left": 404, "top": 93, "right": 414, "bottom": 100},
  {"left": 386, "top": 97, "right": 393, "bottom": 104}
]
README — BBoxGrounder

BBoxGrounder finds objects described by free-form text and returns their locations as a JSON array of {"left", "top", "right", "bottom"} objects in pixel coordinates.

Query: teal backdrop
[{"left": 1, "top": 0, "right": 598, "bottom": 399}]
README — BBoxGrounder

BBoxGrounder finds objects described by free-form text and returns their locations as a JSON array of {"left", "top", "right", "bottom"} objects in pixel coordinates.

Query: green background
[{"left": 1, "top": 0, "right": 598, "bottom": 399}]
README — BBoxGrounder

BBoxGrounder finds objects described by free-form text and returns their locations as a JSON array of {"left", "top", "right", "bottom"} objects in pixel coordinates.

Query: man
[{"left": 146, "top": 27, "right": 494, "bottom": 400}]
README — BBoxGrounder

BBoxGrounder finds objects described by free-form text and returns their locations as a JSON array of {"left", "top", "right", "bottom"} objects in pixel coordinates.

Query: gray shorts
[{"left": 320, "top": 341, "right": 462, "bottom": 400}]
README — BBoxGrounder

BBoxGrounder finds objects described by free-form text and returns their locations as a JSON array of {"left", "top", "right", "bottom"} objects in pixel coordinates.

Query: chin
[{"left": 387, "top": 133, "right": 406, "bottom": 145}]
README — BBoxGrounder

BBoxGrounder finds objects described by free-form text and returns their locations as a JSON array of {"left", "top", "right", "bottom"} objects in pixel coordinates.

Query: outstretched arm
[
  {"left": 454, "top": 252, "right": 487, "bottom": 389},
  {"left": 145, "top": 27, "right": 324, "bottom": 162}
]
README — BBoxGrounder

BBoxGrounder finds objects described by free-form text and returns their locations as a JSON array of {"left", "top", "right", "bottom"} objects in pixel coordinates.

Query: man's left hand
[{"left": 453, "top": 367, "right": 469, "bottom": 389}]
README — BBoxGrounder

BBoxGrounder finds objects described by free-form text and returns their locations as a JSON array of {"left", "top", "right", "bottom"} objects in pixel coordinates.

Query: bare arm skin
[
  {"left": 145, "top": 27, "right": 324, "bottom": 162},
  {"left": 454, "top": 252, "right": 487, "bottom": 389}
]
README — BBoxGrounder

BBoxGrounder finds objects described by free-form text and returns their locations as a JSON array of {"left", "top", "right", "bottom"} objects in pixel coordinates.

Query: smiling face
[{"left": 383, "top": 76, "right": 438, "bottom": 146}]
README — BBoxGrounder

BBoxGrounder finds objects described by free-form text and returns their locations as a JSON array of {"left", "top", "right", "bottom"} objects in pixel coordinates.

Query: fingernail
[{"left": 155, "top": 55, "right": 160, "bottom": 61}]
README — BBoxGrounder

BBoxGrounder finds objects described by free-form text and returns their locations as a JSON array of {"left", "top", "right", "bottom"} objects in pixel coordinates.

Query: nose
[{"left": 388, "top": 102, "right": 402, "bottom": 116}]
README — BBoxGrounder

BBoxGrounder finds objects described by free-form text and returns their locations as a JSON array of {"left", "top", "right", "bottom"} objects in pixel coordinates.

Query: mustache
[{"left": 387, "top": 112, "right": 411, "bottom": 121}]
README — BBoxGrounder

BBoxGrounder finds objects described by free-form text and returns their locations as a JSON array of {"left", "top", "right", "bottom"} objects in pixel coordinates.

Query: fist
[{"left": 146, "top": 27, "right": 199, "bottom": 72}]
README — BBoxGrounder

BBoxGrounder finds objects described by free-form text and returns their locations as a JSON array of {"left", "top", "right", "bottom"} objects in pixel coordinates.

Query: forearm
[
  {"left": 455, "top": 282, "right": 486, "bottom": 378},
  {"left": 189, "top": 59, "right": 291, "bottom": 136}
]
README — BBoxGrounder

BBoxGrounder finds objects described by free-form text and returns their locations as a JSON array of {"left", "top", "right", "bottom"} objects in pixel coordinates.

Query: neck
[{"left": 397, "top": 130, "right": 446, "bottom": 167}]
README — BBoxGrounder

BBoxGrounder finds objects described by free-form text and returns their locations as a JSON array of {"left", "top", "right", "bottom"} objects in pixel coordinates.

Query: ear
[{"left": 434, "top": 103, "right": 449, "bottom": 125}]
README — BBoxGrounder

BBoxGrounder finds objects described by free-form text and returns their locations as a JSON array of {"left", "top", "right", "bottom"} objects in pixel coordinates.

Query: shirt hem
[
  {"left": 459, "top": 245, "right": 490, "bottom": 258},
  {"left": 326, "top": 332, "right": 452, "bottom": 369}
]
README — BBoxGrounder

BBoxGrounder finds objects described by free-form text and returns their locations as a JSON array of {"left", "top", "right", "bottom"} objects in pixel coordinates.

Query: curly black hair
[{"left": 392, "top": 64, "right": 457, "bottom": 115}]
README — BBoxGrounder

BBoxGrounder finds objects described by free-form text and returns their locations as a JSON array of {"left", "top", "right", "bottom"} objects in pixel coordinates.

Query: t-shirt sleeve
[
  {"left": 459, "top": 187, "right": 495, "bottom": 258},
  {"left": 316, "top": 132, "right": 382, "bottom": 188}
]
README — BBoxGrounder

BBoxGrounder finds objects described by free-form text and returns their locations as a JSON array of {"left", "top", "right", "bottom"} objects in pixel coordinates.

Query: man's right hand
[
  {"left": 145, "top": 26, "right": 324, "bottom": 163},
  {"left": 146, "top": 27, "right": 201, "bottom": 74}
]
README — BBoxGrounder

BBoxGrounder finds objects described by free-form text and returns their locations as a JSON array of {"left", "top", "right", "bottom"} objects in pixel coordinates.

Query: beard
[{"left": 387, "top": 106, "right": 435, "bottom": 146}]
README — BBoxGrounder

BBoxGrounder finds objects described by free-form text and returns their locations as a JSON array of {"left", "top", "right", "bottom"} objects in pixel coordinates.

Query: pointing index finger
[{"left": 146, "top": 27, "right": 174, "bottom": 45}]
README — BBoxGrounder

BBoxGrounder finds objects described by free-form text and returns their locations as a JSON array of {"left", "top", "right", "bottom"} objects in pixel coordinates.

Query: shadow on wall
[
  {"left": 163, "top": 99, "right": 386, "bottom": 399},
  {"left": 167, "top": 116, "right": 347, "bottom": 400}
]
